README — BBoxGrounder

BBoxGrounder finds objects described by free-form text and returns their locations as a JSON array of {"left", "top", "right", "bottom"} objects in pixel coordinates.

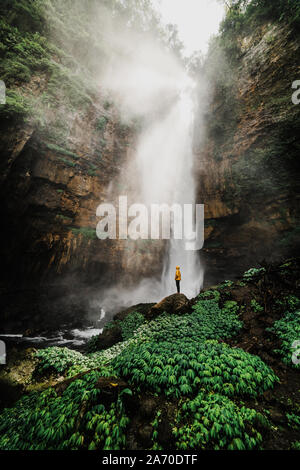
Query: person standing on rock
[{"left": 175, "top": 266, "right": 181, "bottom": 294}]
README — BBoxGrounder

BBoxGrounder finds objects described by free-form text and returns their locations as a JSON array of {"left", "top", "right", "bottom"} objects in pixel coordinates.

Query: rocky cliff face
[
  {"left": 0, "top": 75, "right": 140, "bottom": 327},
  {"left": 196, "top": 22, "right": 300, "bottom": 285},
  {"left": 0, "top": 92, "right": 132, "bottom": 285},
  {"left": 1, "top": 4, "right": 300, "bottom": 328}
]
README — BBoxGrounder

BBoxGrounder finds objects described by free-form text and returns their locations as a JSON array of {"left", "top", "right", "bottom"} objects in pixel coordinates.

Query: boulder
[
  {"left": 92, "top": 325, "right": 122, "bottom": 351},
  {"left": 113, "top": 303, "right": 155, "bottom": 322},
  {"left": 147, "top": 293, "right": 190, "bottom": 319}
]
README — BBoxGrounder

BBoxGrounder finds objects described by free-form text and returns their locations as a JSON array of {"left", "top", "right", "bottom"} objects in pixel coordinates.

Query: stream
[{"left": 0, "top": 309, "right": 107, "bottom": 351}]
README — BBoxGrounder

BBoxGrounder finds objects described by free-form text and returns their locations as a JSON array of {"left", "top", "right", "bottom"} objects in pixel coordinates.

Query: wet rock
[
  {"left": 268, "top": 407, "right": 286, "bottom": 425},
  {"left": 114, "top": 303, "right": 155, "bottom": 322},
  {"left": 94, "top": 376, "right": 128, "bottom": 406},
  {"left": 157, "top": 419, "right": 174, "bottom": 447},
  {"left": 92, "top": 325, "right": 122, "bottom": 351},
  {"left": 136, "top": 425, "right": 153, "bottom": 447},
  {"left": 147, "top": 294, "right": 190, "bottom": 319},
  {"left": 139, "top": 397, "right": 157, "bottom": 418}
]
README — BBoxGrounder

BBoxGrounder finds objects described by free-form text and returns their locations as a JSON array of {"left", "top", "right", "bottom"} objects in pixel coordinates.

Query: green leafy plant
[
  {"left": 0, "top": 370, "right": 129, "bottom": 450},
  {"left": 173, "top": 391, "right": 268, "bottom": 450},
  {"left": 113, "top": 339, "right": 279, "bottom": 398},
  {"left": 267, "top": 310, "right": 300, "bottom": 369},
  {"left": 46, "top": 143, "right": 80, "bottom": 159},
  {"left": 243, "top": 268, "right": 266, "bottom": 281},
  {"left": 251, "top": 300, "right": 264, "bottom": 313},
  {"left": 119, "top": 312, "right": 146, "bottom": 341},
  {"left": 286, "top": 413, "right": 300, "bottom": 430}
]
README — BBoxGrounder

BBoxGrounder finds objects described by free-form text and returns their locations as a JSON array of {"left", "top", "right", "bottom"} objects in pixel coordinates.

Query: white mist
[{"left": 133, "top": 80, "right": 203, "bottom": 299}]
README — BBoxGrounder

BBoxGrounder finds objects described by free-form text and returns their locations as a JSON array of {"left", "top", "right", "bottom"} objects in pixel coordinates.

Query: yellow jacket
[{"left": 175, "top": 267, "right": 181, "bottom": 281}]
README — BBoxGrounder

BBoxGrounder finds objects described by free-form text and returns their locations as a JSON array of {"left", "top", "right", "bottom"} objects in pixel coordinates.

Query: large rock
[
  {"left": 147, "top": 294, "right": 190, "bottom": 319},
  {"left": 113, "top": 303, "right": 155, "bottom": 322},
  {"left": 90, "top": 325, "right": 123, "bottom": 351}
]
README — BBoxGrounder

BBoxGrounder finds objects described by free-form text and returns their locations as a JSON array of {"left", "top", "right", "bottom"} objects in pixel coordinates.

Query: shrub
[
  {"left": 0, "top": 89, "right": 31, "bottom": 120},
  {"left": 129, "top": 295, "right": 242, "bottom": 346},
  {"left": 119, "top": 312, "right": 145, "bottom": 341},
  {"left": 35, "top": 347, "right": 112, "bottom": 376},
  {"left": 113, "top": 339, "right": 279, "bottom": 398},
  {"left": 286, "top": 413, "right": 300, "bottom": 430},
  {"left": 174, "top": 391, "right": 268, "bottom": 450},
  {"left": 267, "top": 310, "right": 300, "bottom": 368},
  {"left": 0, "top": 370, "right": 130, "bottom": 450},
  {"left": 243, "top": 267, "right": 266, "bottom": 281},
  {"left": 251, "top": 300, "right": 264, "bottom": 313}
]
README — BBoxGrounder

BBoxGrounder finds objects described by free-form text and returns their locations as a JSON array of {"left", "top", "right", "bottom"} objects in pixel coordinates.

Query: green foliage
[
  {"left": 0, "top": 89, "right": 31, "bottom": 120},
  {"left": 283, "top": 295, "right": 300, "bottom": 312},
  {"left": 219, "top": 0, "right": 300, "bottom": 52},
  {"left": 46, "top": 143, "right": 79, "bottom": 159},
  {"left": 119, "top": 312, "right": 146, "bottom": 341},
  {"left": 251, "top": 300, "right": 264, "bottom": 313},
  {"left": 96, "top": 116, "right": 108, "bottom": 132},
  {"left": 58, "top": 157, "right": 77, "bottom": 167},
  {"left": 174, "top": 391, "right": 267, "bottom": 450},
  {"left": 70, "top": 227, "right": 97, "bottom": 240},
  {"left": 243, "top": 267, "right": 266, "bottom": 281},
  {"left": 87, "top": 312, "right": 146, "bottom": 353},
  {"left": 286, "top": 412, "right": 300, "bottom": 430},
  {"left": 0, "top": 16, "right": 51, "bottom": 85},
  {"left": 267, "top": 309, "right": 300, "bottom": 369},
  {"left": 113, "top": 339, "right": 278, "bottom": 398},
  {"left": 119, "top": 294, "right": 242, "bottom": 347},
  {"left": 245, "top": 0, "right": 300, "bottom": 28},
  {"left": 291, "top": 441, "right": 300, "bottom": 450},
  {"left": 35, "top": 347, "right": 113, "bottom": 376},
  {"left": 0, "top": 370, "right": 129, "bottom": 450}
]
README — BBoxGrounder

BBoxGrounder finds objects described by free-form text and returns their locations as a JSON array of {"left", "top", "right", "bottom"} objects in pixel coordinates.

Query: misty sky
[{"left": 153, "top": 0, "right": 225, "bottom": 54}]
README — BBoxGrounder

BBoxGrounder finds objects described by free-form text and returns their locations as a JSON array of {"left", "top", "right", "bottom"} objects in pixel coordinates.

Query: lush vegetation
[
  {"left": 0, "top": 370, "right": 130, "bottom": 450},
  {"left": 174, "top": 391, "right": 268, "bottom": 450},
  {"left": 35, "top": 347, "right": 112, "bottom": 376},
  {"left": 1, "top": 259, "right": 299, "bottom": 450},
  {"left": 267, "top": 308, "right": 300, "bottom": 369},
  {"left": 113, "top": 339, "right": 278, "bottom": 398}
]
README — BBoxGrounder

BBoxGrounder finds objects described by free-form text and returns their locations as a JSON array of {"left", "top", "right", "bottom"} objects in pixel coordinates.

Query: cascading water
[
  {"left": 91, "top": 18, "right": 206, "bottom": 311},
  {"left": 132, "top": 78, "right": 203, "bottom": 299}
]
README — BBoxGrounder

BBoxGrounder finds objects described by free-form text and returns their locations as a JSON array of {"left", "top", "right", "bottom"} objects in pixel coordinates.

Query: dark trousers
[{"left": 176, "top": 280, "right": 180, "bottom": 293}]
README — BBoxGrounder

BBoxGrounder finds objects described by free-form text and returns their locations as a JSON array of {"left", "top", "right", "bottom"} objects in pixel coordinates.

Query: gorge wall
[
  {"left": 195, "top": 16, "right": 300, "bottom": 285},
  {"left": 0, "top": 1, "right": 299, "bottom": 329}
]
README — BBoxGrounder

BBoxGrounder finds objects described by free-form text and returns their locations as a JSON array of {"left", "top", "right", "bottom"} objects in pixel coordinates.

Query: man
[{"left": 175, "top": 266, "right": 181, "bottom": 294}]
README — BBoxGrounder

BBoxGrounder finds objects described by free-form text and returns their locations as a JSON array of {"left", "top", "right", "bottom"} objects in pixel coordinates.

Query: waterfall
[
  {"left": 93, "top": 19, "right": 205, "bottom": 310},
  {"left": 132, "top": 78, "right": 203, "bottom": 300}
]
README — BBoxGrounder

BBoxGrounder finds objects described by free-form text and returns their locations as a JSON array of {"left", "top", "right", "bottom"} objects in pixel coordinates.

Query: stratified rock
[{"left": 147, "top": 293, "right": 190, "bottom": 319}]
